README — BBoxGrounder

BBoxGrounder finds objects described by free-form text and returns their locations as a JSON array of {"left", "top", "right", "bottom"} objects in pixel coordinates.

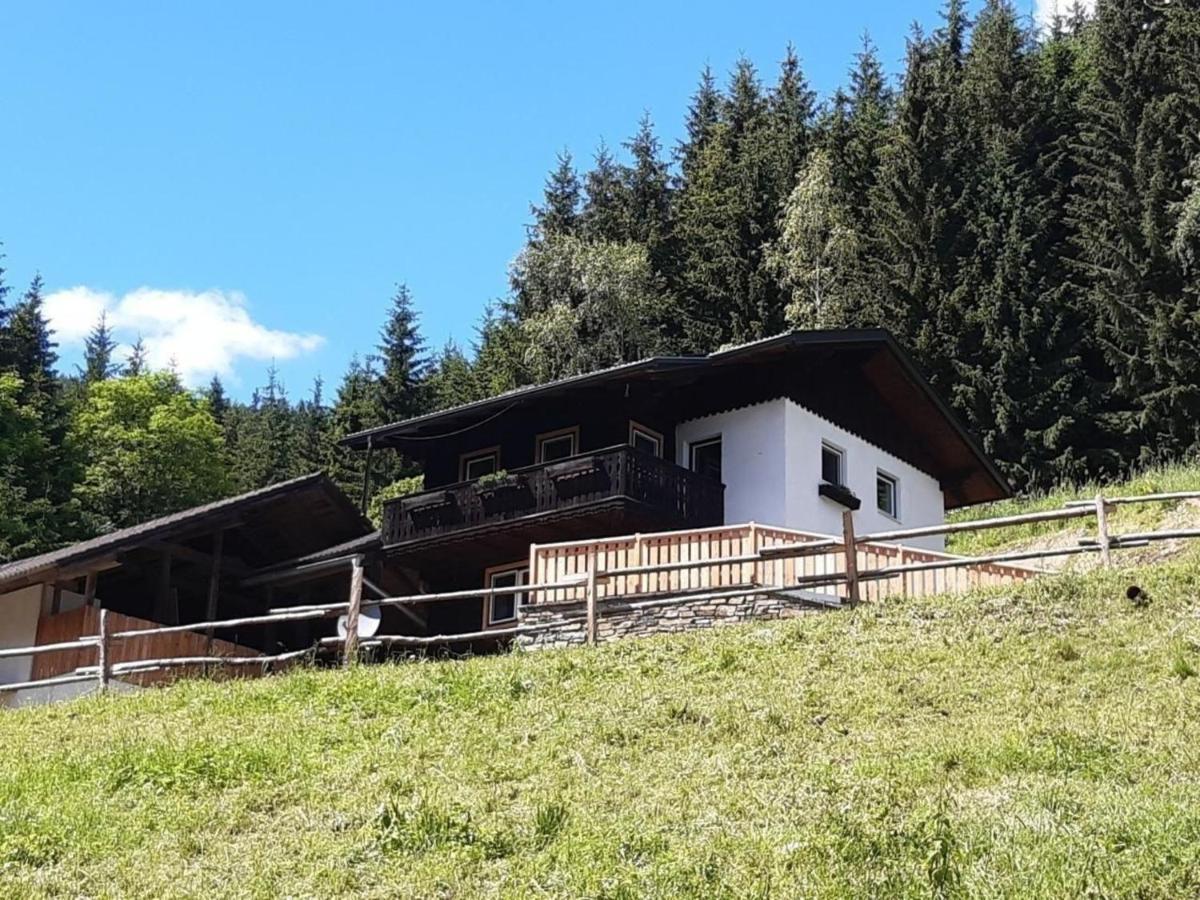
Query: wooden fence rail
[{"left": 3, "top": 488, "right": 1198, "bottom": 701}]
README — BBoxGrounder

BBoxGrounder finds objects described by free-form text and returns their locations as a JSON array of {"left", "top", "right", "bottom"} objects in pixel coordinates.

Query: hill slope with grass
[
  {"left": 3, "top": 475, "right": 1200, "bottom": 897},
  {"left": 947, "top": 461, "right": 1200, "bottom": 565}
]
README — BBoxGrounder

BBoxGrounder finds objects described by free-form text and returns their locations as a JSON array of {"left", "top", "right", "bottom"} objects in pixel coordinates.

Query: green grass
[
  {"left": 946, "top": 460, "right": 1200, "bottom": 556},
  {"left": 4, "top": 553, "right": 1200, "bottom": 897}
]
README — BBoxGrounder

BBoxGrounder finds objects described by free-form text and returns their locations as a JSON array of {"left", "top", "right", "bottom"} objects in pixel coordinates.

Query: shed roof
[{"left": 0, "top": 473, "right": 371, "bottom": 594}]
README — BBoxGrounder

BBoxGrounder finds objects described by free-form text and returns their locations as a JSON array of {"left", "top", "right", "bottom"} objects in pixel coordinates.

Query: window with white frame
[
  {"left": 876, "top": 470, "right": 899, "bottom": 519},
  {"left": 821, "top": 441, "right": 845, "bottom": 486},
  {"left": 486, "top": 566, "right": 529, "bottom": 625},
  {"left": 536, "top": 427, "right": 578, "bottom": 463},
  {"left": 460, "top": 448, "right": 500, "bottom": 481},
  {"left": 629, "top": 421, "right": 663, "bottom": 457},
  {"left": 689, "top": 436, "right": 722, "bottom": 482}
]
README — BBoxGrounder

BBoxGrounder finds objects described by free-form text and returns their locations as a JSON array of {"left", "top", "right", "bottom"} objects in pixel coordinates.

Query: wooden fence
[
  {"left": 529, "top": 521, "right": 1035, "bottom": 606},
  {"left": 31, "top": 606, "right": 262, "bottom": 688},
  {"left": 2, "top": 489, "right": 1199, "bottom": 702}
]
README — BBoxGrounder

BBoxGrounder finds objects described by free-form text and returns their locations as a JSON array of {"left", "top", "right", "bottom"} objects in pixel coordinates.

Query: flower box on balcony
[
  {"left": 475, "top": 473, "right": 532, "bottom": 514},
  {"left": 546, "top": 456, "right": 608, "bottom": 498},
  {"left": 400, "top": 490, "right": 459, "bottom": 526}
]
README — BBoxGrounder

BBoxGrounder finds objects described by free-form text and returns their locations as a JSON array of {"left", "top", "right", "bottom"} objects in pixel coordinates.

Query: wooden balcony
[{"left": 381, "top": 445, "right": 724, "bottom": 550}]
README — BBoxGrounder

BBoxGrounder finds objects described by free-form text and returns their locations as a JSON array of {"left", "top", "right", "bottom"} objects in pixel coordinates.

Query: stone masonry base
[{"left": 516, "top": 591, "right": 827, "bottom": 650}]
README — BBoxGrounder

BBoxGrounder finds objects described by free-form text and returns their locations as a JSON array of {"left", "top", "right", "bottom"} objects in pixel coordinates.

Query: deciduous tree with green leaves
[{"left": 70, "top": 373, "right": 230, "bottom": 531}]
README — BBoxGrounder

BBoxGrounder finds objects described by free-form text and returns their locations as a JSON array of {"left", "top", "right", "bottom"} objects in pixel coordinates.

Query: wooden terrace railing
[{"left": 380, "top": 445, "right": 724, "bottom": 546}]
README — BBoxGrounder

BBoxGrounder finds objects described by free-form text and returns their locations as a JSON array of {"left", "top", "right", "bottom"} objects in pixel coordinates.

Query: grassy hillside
[
  {"left": 4, "top": 546, "right": 1200, "bottom": 897},
  {"left": 946, "top": 461, "right": 1200, "bottom": 558}
]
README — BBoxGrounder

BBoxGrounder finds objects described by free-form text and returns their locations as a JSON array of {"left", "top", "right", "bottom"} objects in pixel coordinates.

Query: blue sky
[{"left": 0, "top": 0, "right": 1065, "bottom": 399}]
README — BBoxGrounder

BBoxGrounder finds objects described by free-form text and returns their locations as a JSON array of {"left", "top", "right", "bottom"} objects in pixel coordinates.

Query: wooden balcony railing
[{"left": 380, "top": 445, "right": 725, "bottom": 547}]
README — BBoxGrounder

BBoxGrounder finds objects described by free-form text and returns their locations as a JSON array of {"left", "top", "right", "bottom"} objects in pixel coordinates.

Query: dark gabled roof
[
  {"left": 0, "top": 473, "right": 371, "bottom": 593},
  {"left": 341, "top": 354, "right": 700, "bottom": 447},
  {"left": 339, "top": 329, "right": 1010, "bottom": 508}
]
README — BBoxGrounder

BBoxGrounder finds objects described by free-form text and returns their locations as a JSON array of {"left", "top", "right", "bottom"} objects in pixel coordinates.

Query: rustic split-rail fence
[{"left": 2, "top": 489, "right": 1198, "bottom": 700}]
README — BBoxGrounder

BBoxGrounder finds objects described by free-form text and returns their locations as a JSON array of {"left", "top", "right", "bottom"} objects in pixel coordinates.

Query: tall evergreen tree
[
  {"left": 580, "top": 142, "right": 629, "bottom": 241},
  {"left": 81, "top": 312, "right": 119, "bottom": 382},
  {"left": 324, "top": 354, "right": 388, "bottom": 500},
  {"left": 7, "top": 274, "right": 58, "bottom": 408},
  {"left": 375, "top": 283, "right": 428, "bottom": 424},
  {"left": 678, "top": 65, "right": 721, "bottom": 178},
  {"left": 1068, "top": 0, "right": 1200, "bottom": 462},
  {"left": 531, "top": 151, "right": 582, "bottom": 240},
  {"left": 292, "top": 376, "right": 328, "bottom": 477},
  {"left": 205, "top": 376, "right": 229, "bottom": 425},
  {"left": 424, "top": 340, "right": 480, "bottom": 411},
  {"left": 0, "top": 247, "right": 12, "bottom": 372},
  {"left": 622, "top": 113, "right": 674, "bottom": 251},
  {"left": 124, "top": 335, "right": 149, "bottom": 376}
]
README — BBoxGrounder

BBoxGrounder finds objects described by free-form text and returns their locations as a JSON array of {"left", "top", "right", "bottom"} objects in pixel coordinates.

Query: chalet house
[
  {"left": 341, "top": 329, "right": 1010, "bottom": 635},
  {"left": 0, "top": 329, "right": 1012, "bottom": 703}
]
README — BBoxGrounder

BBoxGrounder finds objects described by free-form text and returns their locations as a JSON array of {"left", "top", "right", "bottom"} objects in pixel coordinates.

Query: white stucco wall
[
  {"left": 675, "top": 398, "right": 789, "bottom": 527},
  {"left": 0, "top": 585, "right": 45, "bottom": 686},
  {"left": 676, "top": 398, "right": 946, "bottom": 551}
]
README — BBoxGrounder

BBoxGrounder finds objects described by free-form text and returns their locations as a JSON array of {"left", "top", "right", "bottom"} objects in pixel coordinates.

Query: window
[
  {"left": 876, "top": 470, "right": 899, "bottom": 519},
  {"left": 536, "top": 427, "right": 578, "bottom": 463},
  {"left": 821, "top": 442, "right": 845, "bottom": 486},
  {"left": 460, "top": 448, "right": 500, "bottom": 481},
  {"left": 629, "top": 421, "right": 663, "bottom": 457},
  {"left": 689, "top": 436, "right": 722, "bottom": 482},
  {"left": 485, "top": 566, "right": 529, "bottom": 626}
]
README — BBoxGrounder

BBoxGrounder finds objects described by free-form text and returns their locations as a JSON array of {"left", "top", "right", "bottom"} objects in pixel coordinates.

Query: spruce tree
[
  {"left": 324, "top": 355, "right": 389, "bottom": 500},
  {"left": 678, "top": 65, "right": 721, "bottom": 178},
  {"left": 424, "top": 340, "right": 480, "bottom": 411},
  {"left": 7, "top": 275, "right": 59, "bottom": 410},
  {"left": 205, "top": 376, "right": 229, "bottom": 425},
  {"left": 622, "top": 113, "right": 673, "bottom": 250},
  {"left": 0, "top": 248, "right": 11, "bottom": 371},
  {"left": 531, "top": 151, "right": 582, "bottom": 240},
  {"left": 375, "top": 283, "right": 429, "bottom": 423},
  {"left": 124, "top": 335, "right": 149, "bottom": 376},
  {"left": 1068, "top": 0, "right": 1200, "bottom": 462},
  {"left": 81, "top": 312, "right": 119, "bottom": 382},
  {"left": 292, "top": 376, "right": 328, "bottom": 477},
  {"left": 767, "top": 45, "right": 816, "bottom": 197},
  {"left": 580, "top": 142, "right": 629, "bottom": 241}
]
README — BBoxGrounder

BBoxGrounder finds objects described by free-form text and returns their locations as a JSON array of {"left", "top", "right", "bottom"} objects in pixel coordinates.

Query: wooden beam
[
  {"left": 204, "top": 530, "right": 225, "bottom": 657},
  {"left": 154, "top": 551, "right": 174, "bottom": 624},
  {"left": 83, "top": 572, "right": 98, "bottom": 607},
  {"left": 147, "top": 540, "right": 251, "bottom": 578}
]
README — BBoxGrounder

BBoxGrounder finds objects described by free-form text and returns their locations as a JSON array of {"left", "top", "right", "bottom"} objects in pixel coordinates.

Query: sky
[{"left": 0, "top": 0, "right": 1086, "bottom": 399}]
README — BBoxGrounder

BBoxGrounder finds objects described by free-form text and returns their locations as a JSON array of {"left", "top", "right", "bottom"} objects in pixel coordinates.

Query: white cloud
[
  {"left": 43, "top": 286, "right": 325, "bottom": 386},
  {"left": 1035, "top": 0, "right": 1096, "bottom": 29}
]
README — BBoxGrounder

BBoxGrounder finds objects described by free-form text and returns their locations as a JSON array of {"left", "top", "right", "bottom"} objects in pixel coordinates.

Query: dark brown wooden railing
[{"left": 381, "top": 445, "right": 725, "bottom": 546}]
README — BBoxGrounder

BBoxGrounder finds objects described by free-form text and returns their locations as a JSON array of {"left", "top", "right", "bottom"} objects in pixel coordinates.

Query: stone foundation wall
[{"left": 517, "top": 591, "right": 822, "bottom": 651}]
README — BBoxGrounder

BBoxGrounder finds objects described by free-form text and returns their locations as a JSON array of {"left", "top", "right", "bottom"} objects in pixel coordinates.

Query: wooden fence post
[
  {"left": 632, "top": 533, "right": 643, "bottom": 594},
  {"left": 897, "top": 546, "right": 908, "bottom": 598},
  {"left": 585, "top": 547, "right": 599, "bottom": 646},
  {"left": 748, "top": 521, "right": 759, "bottom": 585},
  {"left": 1095, "top": 492, "right": 1112, "bottom": 568},
  {"left": 528, "top": 542, "right": 539, "bottom": 606},
  {"left": 344, "top": 555, "right": 364, "bottom": 666},
  {"left": 842, "top": 510, "right": 861, "bottom": 605},
  {"left": 97, "top": 608, "right": 111, "bottom": 692}
]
